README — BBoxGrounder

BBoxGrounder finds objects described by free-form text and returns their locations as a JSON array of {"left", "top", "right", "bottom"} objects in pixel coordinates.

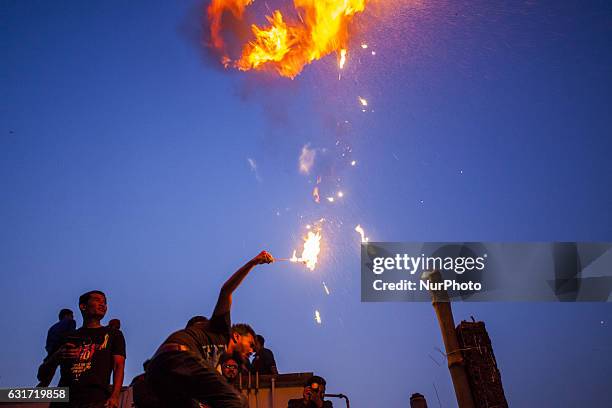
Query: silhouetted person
[
  {"left": 38, "top": 290, "right": 126, "bottom": 408},
  {"left": 130, "top": 359, "right": 151, "bottom": 386},
  {"left": 143, "top": 251, "right": 274, "bottom": 408},
  {"left": 250, "top": 334, "right": 278, "bottom": 375},
  {"left": 46, "top": 309, "right": 77, "bottom": 355},
  {"left": 132, "top": 359, "right": 162, "bottom": 408},
  {"left": 107, "top": 318, "right": 121, "bottom": 330},
  {"left": 37, "top": 309, "right": 77, "bottom": 388}
]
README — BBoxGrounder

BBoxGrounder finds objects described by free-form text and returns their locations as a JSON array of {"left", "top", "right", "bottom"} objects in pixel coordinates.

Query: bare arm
[
  {"left": 213, "top": 251, "right": 274, "bottom": 316},
  {"left": 106, "top": 355, "right": 125, "bottom": 408}
]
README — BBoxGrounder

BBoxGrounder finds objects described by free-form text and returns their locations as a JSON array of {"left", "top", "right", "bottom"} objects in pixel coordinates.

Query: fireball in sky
[{"left": 208, "top": 0, "right": 369, "bottom": 78}]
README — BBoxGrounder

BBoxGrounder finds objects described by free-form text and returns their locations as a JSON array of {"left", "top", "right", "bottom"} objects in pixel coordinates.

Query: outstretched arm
[{"left": 213, "top": 251, "right": 274, "bottom": 316}]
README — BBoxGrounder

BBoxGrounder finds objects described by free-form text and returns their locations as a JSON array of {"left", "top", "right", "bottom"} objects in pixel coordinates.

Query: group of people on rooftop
[{"left": 36, "top": 251, "right": 332, "bottom": 408}]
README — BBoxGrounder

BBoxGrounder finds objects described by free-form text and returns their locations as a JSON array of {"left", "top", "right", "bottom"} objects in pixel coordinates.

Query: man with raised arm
[{"left": 142, "top": 250, "right": 274, "bottom": 408}]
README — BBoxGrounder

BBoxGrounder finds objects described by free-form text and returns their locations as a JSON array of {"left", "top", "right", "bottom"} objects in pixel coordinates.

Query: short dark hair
[
  {"left": 108, "top": 318, "right": 121, "bottom": 329},
  {"left": 219, "top": 352, "right": 238, "bottom": 366},
  {"left": 306, "top": 375, "right": 326, "bottom": 387},
  {"left": 79, "top": 290, "right": 106, "bottom": 306},
  {"left": 231, "top": 323, "right": 255, "bottom": 338},
  {"left": 186, "top": 315, "right": 208, "bottom": 328},
  {"left": 256, "top": 334, "right": 265, "bottom": 346},
  {"left": 58, "top": 309, "right": 73, "bottom": 321}
]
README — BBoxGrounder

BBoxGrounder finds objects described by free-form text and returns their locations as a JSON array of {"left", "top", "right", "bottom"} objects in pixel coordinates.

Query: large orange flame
[{"left": 208, "top": 0, "right": 368, "bottom": 78}]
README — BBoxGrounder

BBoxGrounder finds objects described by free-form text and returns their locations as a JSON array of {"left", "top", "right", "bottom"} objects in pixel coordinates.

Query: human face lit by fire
[
  {"left": 221, "top": 358, "right": 239, "bottom": 381},
  {"left": 232, "top": 332, "right": 255, "bottom": 361},
  {"left": 80, "top": 293, "right": 107, "bottom": 320}
]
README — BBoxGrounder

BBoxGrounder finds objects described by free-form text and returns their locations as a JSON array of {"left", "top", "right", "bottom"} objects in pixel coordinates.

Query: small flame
[
  {"left": 351, "top": 160, "right": 357, "bottom": 166},
  {"left": 337, "top": 191, "right": 344, "bottom": 198},
  {"left": 361, "top": 43, "right": 368, "bottom": 49},
  {"left": 339, "top": 49, "right": 347, "bottom": 69},
  {"left": 355, "top": 224, "right": 369, "bottom": 243},
  {"left": 358, "top": 97, "right": 368, "bottom": 106},
  {"left": 315, "top": 309, "right": 322, "bottom": 324},
  {"left": 313, "top": 186, "right": 320, "bottom": 203}
]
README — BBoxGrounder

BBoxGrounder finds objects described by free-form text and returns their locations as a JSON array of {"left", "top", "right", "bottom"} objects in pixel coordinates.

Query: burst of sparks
[
  {"left": 315, "top": 310, "right": 322, "bottom": 324},
  {"left": 291, "top": 230, "right": 322, "bottom": 270},
  {"left": 322, "top": 282, "right": 330, "bottom": 295},
  {"left": 358, "top": 97, "right": 368, "bottom": 106},
  {"left": 351, "top": 160, "right": 357, "bottom": 166},
  {"left": 355, "top": 224, "right": 369, "bottom": 243},
  {"left": 326, "top": 196, "right": 335, "bottom": 202},
  {"left": 337, "top": 191, "right": 344, "bottom": 198},
  {"left": 361, "top": 43, "right": 368, "bottom": 49}
]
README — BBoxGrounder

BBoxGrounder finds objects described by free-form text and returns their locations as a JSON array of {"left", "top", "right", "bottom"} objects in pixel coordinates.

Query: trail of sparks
[{"left": 355, "top": 224, "right": 369, "bottom": 243}]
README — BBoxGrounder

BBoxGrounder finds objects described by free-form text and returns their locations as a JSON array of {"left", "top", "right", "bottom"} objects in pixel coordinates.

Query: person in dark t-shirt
[
  {"left": 143, "top": 250, "right": 274, "bottom": 408},
  {"left": 251, "top": 334, "right": 278, "bottom": 375},
  {"left": 38, "top": 290, "right": 126, "bottom": 408}
]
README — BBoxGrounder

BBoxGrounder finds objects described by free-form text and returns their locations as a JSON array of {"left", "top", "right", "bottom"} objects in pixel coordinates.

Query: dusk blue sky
[{"left": 2, "top": 0, "right": 611, "bottom": 406}]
